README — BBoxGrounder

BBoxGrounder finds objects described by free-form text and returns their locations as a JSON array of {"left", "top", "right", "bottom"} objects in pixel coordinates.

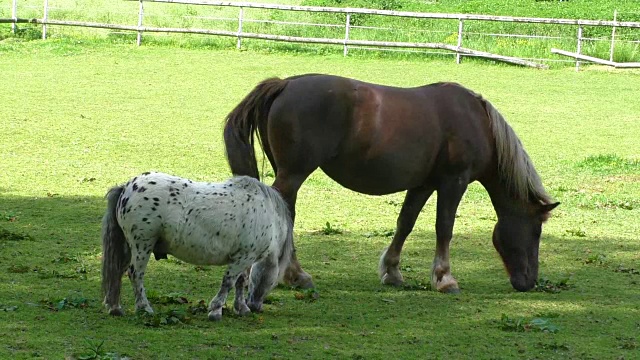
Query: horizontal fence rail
[
  {"left": 140, "top": 0, "right": 640, "bottom": 28},
  {"left": 3, "top": 0, "right": 640, "bottom": 70}
]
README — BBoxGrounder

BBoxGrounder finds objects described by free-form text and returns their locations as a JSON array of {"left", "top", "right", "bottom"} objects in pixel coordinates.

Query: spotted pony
[{"left": 101, "top": 172, "right": 293, "bottom": 321}]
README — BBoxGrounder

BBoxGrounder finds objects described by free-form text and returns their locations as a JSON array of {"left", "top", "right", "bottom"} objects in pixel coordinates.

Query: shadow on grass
[{"left": 2, "top": 193, "right": 639, "bottom": 304}]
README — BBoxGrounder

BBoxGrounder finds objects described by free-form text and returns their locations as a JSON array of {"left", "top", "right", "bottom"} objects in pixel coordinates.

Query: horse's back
[{"left": 268, "top": 75, "right": 495, "bottom": 194}]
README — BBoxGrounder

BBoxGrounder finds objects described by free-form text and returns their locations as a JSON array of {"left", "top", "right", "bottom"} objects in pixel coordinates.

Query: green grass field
[{"left": 1, "top": 41, "right": 639, "bottom": 359}]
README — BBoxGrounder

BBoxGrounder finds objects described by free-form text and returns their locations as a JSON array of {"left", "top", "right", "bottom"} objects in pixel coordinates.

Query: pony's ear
[{"left": 539, "top": 202, "right": 560, "bottom": 222}]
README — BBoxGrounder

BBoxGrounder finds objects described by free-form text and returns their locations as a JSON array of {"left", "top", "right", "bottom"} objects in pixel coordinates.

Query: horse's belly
[{"left": 321, "top": 156, "right": 431, "bottom": 195}]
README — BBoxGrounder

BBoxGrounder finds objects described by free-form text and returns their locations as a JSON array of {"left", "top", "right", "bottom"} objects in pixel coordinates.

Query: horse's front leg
[
  {"left": 431, "top": 176, "right": 468, "bottom": 293},
  {"left": 379, "top": 187, "right": 433, "bottom": 286}
]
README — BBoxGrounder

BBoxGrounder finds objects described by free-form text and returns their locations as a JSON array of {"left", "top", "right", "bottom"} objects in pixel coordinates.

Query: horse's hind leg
[
  {"left": 128, "top": 245, "right": 154, "bottom": 314},
  {"left": 431, "top": 175, "right": 469, "bottom": 293},
  {"left": 233, "top": 269, "right": 251, "bottom": 316},
  {"left": 208, "top": 259, "right": 254, "bottom": 321},
  {"left": 379, "top": 186, "right": 434, "bottom": 286},
  {"left": 272, "top": 174, "right": 315, "bottom": 289},
  {"left": 247, "top": 253, "right": 279, "bottom": 313}
]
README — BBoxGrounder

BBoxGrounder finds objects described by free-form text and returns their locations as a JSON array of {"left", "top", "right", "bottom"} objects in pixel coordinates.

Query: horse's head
[{"left": 492, "top": 202, "right": 559, "bottom": 292}]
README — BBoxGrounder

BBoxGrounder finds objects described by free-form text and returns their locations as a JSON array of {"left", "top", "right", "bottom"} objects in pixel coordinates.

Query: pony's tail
[
  {"left": 481, "top": 98, "right": 551, "bottom": 204},
  {"left": 101, "top": 185, "right": 131, "bottom": 316},
  {"left": 223, "top": 77, "right": 289, "bottom": 180}
]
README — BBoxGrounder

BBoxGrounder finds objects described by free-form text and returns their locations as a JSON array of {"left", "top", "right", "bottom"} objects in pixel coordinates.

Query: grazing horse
[
  {"left": 101, "top": 172, "right": 293, "bottom": 320},
  {"left": 223, "top": 74, "right": 559, "bottom": 293}
]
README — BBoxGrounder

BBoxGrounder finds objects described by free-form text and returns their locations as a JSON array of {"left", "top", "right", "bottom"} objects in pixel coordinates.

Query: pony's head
[{"left": 492, "top": 202, "right": 559, "bottom": 292}]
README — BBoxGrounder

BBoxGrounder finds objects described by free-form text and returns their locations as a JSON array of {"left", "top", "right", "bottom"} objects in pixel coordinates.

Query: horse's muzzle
[{"left": 510, "top": 273, "right": 536, "bottom": 292}]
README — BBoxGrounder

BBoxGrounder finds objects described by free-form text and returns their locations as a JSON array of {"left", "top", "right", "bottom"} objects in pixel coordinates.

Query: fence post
[
  {"left": 609, "top": 10, "right": 617, "bottom": 62},
  {"left": 11, "top": 0, "right": 17, "bottom": 33},
  {"left": 237, "top": 7, "right": 244, "bottom": 49},
  {"left": 42, "top": 0, "right": 48, "bottom": 40},
  {"left": 575, "top": 25, "right": 583, "bottom": 71},
  {"left": 344, "top": 13, "right": 351, "bottom": 56},
  {"left": 136, "top": 0, "right": 144, "bottom": 46},
  {"left": 456, "top": 19, "right": 464, "bottom": 64}
]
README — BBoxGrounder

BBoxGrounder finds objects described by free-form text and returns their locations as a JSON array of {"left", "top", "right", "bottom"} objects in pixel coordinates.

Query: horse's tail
[
  {"left": 101, "top": 185, "right": 131, "bottom": 315},
  {"left": 223, "top": 77, "right": 289, "bottom": 180},
  {"left": 480, "top": 98, "right": 551, "bottom": 204}
]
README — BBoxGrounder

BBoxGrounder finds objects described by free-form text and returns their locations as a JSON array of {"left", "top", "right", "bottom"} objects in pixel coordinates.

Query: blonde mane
[{"left": 475, "top": 93, "right": 551, "bottom": 204}]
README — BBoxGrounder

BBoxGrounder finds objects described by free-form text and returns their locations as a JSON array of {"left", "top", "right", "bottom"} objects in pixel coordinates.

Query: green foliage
[
  {"left": 318, "top": 221, "right": 343, "bottom": 235},
  {"left": 535, "top": 276, "right": 572, "bottom": 293},
  {"left": 40, "top": 296, "right": 90, "bottom": 311},
  {"left": 76, "top": 339, "right": 122, "bottom": 360},
  {"left": 294, "top": 287, "right": 321, "bottom": 302},
  {"left": 136, "top": 309, "right": 192, "bottom": 327},
  {"left": 500, "top": 314, "right": 560, "bottom": 333}
]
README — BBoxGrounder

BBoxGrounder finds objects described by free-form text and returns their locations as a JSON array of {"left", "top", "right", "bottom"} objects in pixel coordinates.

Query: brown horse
[{"left": 223, "top": 74, "right": 559, "bottom": 293}]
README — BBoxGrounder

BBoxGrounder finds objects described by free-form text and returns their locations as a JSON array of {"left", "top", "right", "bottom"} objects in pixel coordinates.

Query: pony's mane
[{"left": 471, "top": 91, "right": 552, "bottom": 205}]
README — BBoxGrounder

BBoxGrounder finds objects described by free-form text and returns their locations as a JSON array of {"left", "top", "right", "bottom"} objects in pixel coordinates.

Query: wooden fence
[{"left": 4, "top": 0, "right": 640, "bottom": 69}]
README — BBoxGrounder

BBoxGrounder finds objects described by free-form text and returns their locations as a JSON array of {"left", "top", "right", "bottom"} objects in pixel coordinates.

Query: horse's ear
[{"left": 539, "top": 202, "right": 560, "bottom": 222}]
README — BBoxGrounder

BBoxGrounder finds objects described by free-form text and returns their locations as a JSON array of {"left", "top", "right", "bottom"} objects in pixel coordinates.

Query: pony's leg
[
  {"left": 247, "top": 254, "right": 279, "bottom": 313},
  {"left": 128, "top": 247, "right": 154, "bottom": 314},
  {"left": 208, "top": 260, "right": 253, "bottom": 321},
  {"left": 233, "top": 269, "right": 251, "bottom": 316},
  {"left": 431, "top": 176, "right": 469, "bottom": 293},
  {"left": 272, "top": 174, "right": 314, "bottom": 289},
  {"left": 379, "top": 187, "right": 434, "bottom": 286}
]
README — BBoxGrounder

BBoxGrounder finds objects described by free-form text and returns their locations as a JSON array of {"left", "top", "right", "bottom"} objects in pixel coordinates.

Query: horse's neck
[{"left": 481, "top": 177, "right": 531, "bottom": 218}]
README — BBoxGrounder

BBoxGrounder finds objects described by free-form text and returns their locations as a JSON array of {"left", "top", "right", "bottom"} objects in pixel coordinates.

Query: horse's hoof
[
  {"left": 381, "top": 273, "right": 404, "bottom": 287},
  {"left": 208, "top": 311, "right": 222, "bottom": 321},
  {"left": 433, "top": 274, "right": 460, "bottom": 294}
]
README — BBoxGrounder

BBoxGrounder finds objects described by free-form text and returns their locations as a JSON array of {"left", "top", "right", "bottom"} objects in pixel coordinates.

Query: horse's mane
[{"left": 473, "top": 92, "right": 552, "bottom": 205}]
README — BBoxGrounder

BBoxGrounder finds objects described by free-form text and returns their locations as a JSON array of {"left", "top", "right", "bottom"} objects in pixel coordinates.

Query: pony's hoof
[
  {"left": 441, "top": 286, "right": 461, "bottom": 294},
  {"left": 108, "top": 307, "right": 124, "bottom": 316},
  {"left": 248, "top": 302, "right": 263, "bottom": 313},
  {"left": 208, "top": 310, "right": 222, "bottom": 321},
  {"left": 381, "top": 272, "right": 404, "bottom": 287},
  {"left": 234, "top": 304, "right": 251, "bottom": 316}
]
